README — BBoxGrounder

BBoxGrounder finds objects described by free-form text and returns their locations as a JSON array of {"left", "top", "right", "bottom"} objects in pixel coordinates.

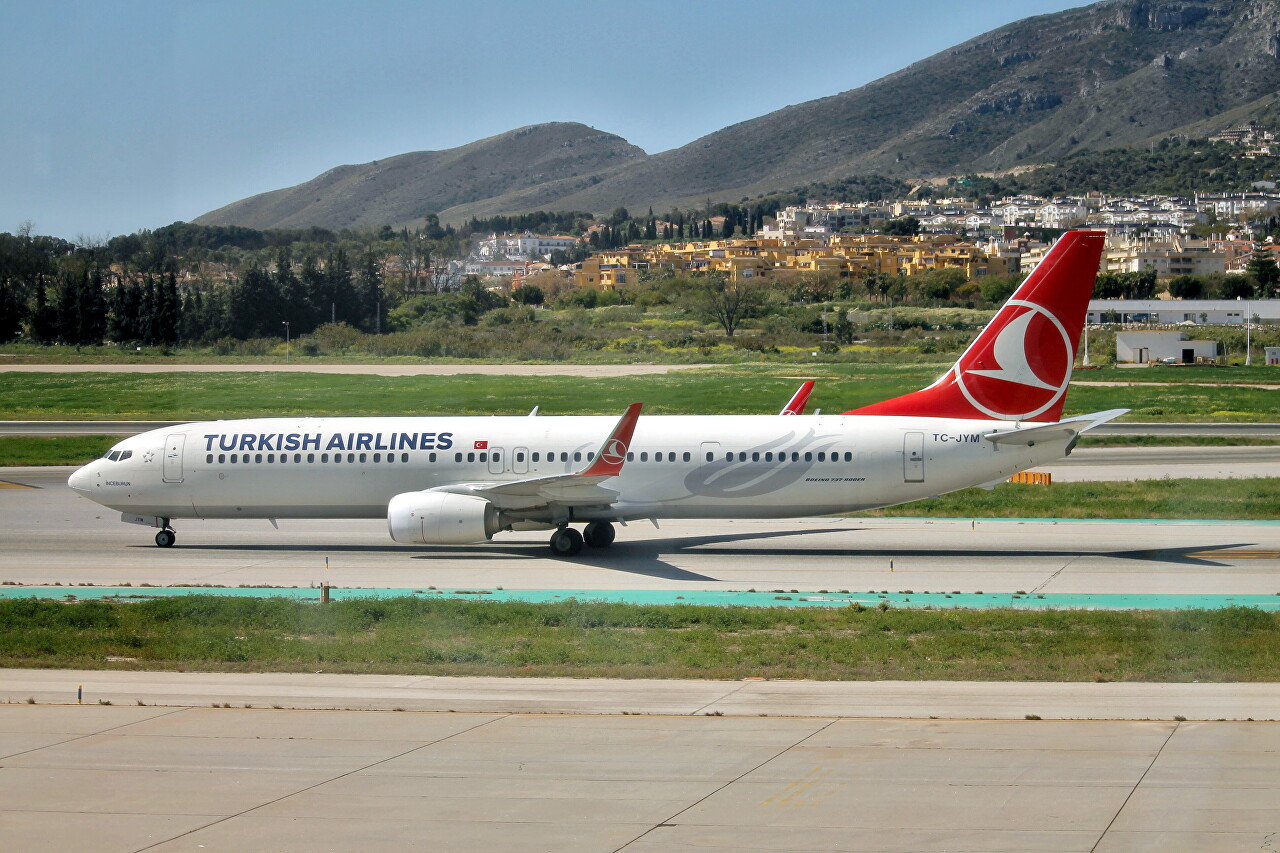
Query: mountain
[
  {"left": 198, "top": 0, "right": 1280, "bottom": 230},
  {"left": 194, "top": 123, "right": 645, "bottom": 230}
]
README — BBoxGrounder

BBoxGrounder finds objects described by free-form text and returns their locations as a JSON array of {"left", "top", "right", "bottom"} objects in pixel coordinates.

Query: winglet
[
  {"left": 578, "top": 403, "right": 642, "bottom": 477},
  {"left": 780, "top": 381, "right": 815, "bottom": 415}
]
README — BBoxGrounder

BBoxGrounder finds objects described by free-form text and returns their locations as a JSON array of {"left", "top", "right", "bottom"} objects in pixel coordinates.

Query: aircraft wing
[
  {"left": 428, "top": 402, "right": 642, "bottom": 510},
  {"left": 983, "top": 409, "right": 1129, "bottom": 447}
]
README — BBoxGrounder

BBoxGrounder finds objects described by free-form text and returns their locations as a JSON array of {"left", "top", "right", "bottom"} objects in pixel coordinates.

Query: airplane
[{"left": 69, "top": 229, "right": 1121, "bottom": 557}]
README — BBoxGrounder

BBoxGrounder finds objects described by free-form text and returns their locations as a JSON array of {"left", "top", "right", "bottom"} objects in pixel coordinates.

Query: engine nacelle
[{"left": 387, "top": 491, "right": 501, "bottom": 545}]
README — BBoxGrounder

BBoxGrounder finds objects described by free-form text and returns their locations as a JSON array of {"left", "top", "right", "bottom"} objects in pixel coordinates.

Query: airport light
[{"left": 282, "top": 321, "right": 290, "bottom": 364}]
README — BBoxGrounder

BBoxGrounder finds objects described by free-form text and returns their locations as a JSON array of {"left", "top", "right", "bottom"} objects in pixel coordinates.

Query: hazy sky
[{"left": 2, "top": 0, "right": 1085, "bottom": 240}]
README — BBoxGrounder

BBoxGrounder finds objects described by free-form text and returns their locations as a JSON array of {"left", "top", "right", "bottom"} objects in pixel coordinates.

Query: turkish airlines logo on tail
[
  {"left": 955, "top": 299, "right": 1073, "bottom": 420},
  {"left": 600, "top": 439, "right": 628, "bottom": 465}
]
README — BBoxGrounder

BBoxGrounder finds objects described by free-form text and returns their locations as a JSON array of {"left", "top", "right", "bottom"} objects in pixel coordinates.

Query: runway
[{"left": 3, "top": 467, "right": 1277, "bottom": 596}]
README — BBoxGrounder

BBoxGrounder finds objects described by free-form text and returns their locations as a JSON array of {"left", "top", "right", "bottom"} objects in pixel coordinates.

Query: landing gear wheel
[
  {"left": 583, "top": 521, "right": 615, "bottom": 548},
  {"left": 155, "top": 529, "right": 176, "bottom": 548},
  {"left": 549, "top": 526, "right": 583, "bottom": 557}
]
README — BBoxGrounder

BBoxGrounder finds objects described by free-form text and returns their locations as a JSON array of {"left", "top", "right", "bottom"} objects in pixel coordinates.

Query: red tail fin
[{"left": 844, "top": 230, "right": 1106, "bottom": 422}]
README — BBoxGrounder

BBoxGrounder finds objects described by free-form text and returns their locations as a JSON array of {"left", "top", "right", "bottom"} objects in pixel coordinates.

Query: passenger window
[
  {"left": 347, "top": 453, "right": 355, "bottom": 463},
  {"left": 467, "top": 452, "right": 475, "bottom": 462},
  {"left": 640, "top": 452, "right": 648, "bottom": 462},
  {"left": 307, "top": 453, "right": 315, "bottom": 463},
  {"left": 792, "top": 452, "right": 800, "bottom": 462},
  {"left": 765, "top": 452, "right": 773, "bottom": 462},
  {"left": 561, "top": 452, "right": 568, "bottom": 462},
  {"left": 255, "top": 454, "right": 263, "bottom": 463},
  {"left": 267, "top": 454, "right": 274, "bottom": 463},
  {"left": 628, "top": 452, "right": 635, "bottom": 462},
  {"left": 752, "top": 452, "right": 760, "bottom": 462},
  {"left": 218, "top": 454, "right": 225, "bottom": 463},
  {"left": 844, "top": 451, "right": 853, "bottom": 462},
  {"left": 321, "top": 453, "right": 329, "bottom": 463},
  {"left": 818, "top": 452, "right": 826, "bottom": 462},
  {"left": 738, "top": 452, "right": 747, "bottom": 462},
  {"left": 455, "top": 453, "right": 462, "bottom": 462},
  {"left": 401, "top": 453, "right": 408, "bottom": 462},
  {"left": 532, "top": 452, "right": 540, "bottom": 462},
  {"left": 804, "top": 452, "right": 813, "bottom": 462},
  {"left": 516, "top": 452, "right": 524, "bottom": 462},
  {"left": 683, "top": 452, "right": 691, "bottom": 462},
  {"left": 574, "top": 451, "right": 582, "bottom": 462},
  {"left": 230, "top": 455, "right": 238, "bottom": 464},
  {"left": 373, "top": 453, "right": 381, "bottom": 463},
  {"left": 429, "top": 452, "right": 436, "bottom": 462},
  {"left": 493, "top": 452, "right": 500, "bottom": 462},
  {"left": 359, "top": 453, "right": 367, "bottom": 463},
  {"left": 706, "top": 452, "right": 713, "bottom": 462},
  {"left": 206, "top": 454, "right": 213, "bottom": 464}
]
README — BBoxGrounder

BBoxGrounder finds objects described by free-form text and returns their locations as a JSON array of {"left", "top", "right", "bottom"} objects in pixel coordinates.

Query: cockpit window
[{"left": 104, "top": 450, "right": 132, "bottom": 462}]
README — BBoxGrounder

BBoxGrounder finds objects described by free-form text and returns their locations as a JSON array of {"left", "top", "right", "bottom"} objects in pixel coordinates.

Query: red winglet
[
  {"left": 780, "top": 380, "right": 814, "bottom": 415},
  {"left": 579, "top": 402, "right": 642, "bottom": 477}
]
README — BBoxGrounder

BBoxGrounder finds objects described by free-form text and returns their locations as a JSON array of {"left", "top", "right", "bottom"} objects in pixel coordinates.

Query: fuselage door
[
  {"left": 163, "top": 433, "right": 186, "bottom": 484},
  {"left": 513, "top": 446, "right": 529, "bottom": 475},
  {"left": 488, "top": 447, "right": 505, "bottom": 475},
  {"left": 903, "top": 432, "right": 924, "bottom": 483},
  {"left": 699, "top": 441, "right": 721, "bottom": 464}
]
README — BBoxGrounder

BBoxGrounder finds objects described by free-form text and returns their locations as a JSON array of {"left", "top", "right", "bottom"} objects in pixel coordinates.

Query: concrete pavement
[{"left": 1, "top": 700, "right": 1276, "bottom": 852}]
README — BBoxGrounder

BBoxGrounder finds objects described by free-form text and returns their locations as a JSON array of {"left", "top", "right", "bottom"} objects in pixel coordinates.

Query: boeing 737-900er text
[{"left": 69, "top": 230, "right": 1122, "bottom": 556}]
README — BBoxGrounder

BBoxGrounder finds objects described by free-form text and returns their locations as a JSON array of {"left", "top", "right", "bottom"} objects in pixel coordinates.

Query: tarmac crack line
[
  {"left": 1031, "top": 554, "right": 1082, "bottom": 594},
  {"left": 690, "top": 681, "right": 752, "bottom": 716},
  {"left": 0, "top": 704, "right": 187, "bottom": 762},
  {"left": 1090, "top": 720, "right": 1179, "bottom": 853},
  {"left": 611, "top": 717, "right": 839, "bottom": 853},
  {"left": 129, "top": 710, "right": 511, "bottom": 853}
]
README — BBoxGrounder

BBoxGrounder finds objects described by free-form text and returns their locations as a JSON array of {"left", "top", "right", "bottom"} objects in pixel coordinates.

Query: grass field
[
  {"left": 1, "top": 596, "right": 1276, "bottom": 682},
  {"left": 1, "top": 367, "right": 1278, "bottom": 420},
  {"left": 856, "top": 478, "right": 1280, "bottom": 520}
]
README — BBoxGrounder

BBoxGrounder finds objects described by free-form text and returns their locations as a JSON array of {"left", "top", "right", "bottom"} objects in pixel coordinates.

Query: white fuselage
[{"left": 68, "top": 414, "right": 1068, "bottom": 525}]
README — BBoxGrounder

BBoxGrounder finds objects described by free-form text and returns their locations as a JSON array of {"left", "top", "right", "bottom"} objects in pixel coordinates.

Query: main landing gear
[{"left": 548, "top": 521, "right": 615, "bottom": 557}]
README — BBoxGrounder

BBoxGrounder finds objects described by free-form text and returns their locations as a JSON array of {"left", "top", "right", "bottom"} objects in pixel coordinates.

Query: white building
[
  {"left": 1087, "top": 299, "right": 1280, "bottom": 326},
  {"left": 1115, "top": 331, "right": 1219, "bottom": 364},
  {"left": 476, "top": 232, "right": 580, "bottom": 260}
]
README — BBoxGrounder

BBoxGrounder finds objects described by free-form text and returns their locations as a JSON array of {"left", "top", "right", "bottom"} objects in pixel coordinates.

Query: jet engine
[{"left": 387, "top": 491, "right": 501, "bottom": 545}]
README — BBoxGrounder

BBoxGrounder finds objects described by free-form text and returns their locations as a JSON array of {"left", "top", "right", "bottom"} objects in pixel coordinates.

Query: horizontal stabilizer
[{"left": 984, "top": 409, "right": 1128, "bottom": 447}]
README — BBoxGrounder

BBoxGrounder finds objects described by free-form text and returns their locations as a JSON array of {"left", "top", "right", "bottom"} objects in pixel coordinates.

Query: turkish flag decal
[{"left": 473, "top": 440, "right": 488, "bottom": 450}]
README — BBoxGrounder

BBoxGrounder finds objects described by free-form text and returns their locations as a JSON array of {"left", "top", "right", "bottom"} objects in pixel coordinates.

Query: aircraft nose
[{"left": 68, "top": 464, "right": 94, "bottom": 494}]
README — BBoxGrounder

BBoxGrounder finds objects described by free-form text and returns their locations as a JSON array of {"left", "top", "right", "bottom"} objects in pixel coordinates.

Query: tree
[
  {"left": 1245, "top": 246, "right": 1279, "bottom": 296},
  {"left": 684, "top": 274, "right": 765, "bottom": 337},
  {"left": 882, "top": 216, "right": 920, "bottom": 236},
  {"left": 514, "top": 284, "right": 544, "bottom": 305},
  {"left": 1167, "top": 275, "right": 1204, "bottom": 299}
]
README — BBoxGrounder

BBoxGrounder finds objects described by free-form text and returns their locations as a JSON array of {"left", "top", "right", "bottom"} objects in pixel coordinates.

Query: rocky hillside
[
  {"left": 199, "top": 1, "right": 1280, "bottom": 229},
  {"left": 194, "top": 123, "right": 645, "bottom": 230}
]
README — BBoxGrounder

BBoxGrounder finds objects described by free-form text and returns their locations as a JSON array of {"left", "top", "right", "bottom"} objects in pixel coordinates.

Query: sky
[{"left": 2, "top": 0, "right": 1087, "bottom": 241}]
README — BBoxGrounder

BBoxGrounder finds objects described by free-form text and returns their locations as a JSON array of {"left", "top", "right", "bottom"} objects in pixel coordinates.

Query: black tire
[
  {"left": 583, "top": 521, "right": 615, "bottom": 548},
  {"left": 155, "top": 529, "right": 176, "bottom": 548},
  {"left": 549, "top": 527, "right": 583, "bottom": 557}
]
